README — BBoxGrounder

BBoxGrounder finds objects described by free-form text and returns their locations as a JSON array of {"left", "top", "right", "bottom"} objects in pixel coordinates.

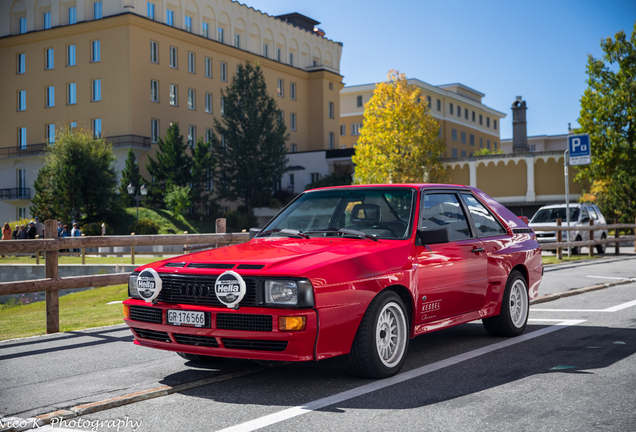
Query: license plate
[{"left": 167, "top": 310, "right": 207, "bottom": 327}]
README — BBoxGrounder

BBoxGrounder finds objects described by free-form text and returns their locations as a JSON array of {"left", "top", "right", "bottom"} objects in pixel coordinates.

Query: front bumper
[{"left": 123, "top": 299, "right": 318, "bottom": 361}]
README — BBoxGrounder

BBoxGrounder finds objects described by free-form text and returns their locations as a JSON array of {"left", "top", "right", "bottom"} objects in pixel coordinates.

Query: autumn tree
[
  {"left": 211, "top": 62, "right": 288, "bottom": 215},
  {"left": 577, "top": 23, "right": 636, "bottom": 223},
  {"left": 352, "top": 70, "right": 446, "bottom": 184}
]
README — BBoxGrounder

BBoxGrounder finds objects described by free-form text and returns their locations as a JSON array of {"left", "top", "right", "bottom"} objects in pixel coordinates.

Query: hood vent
[
  {"left": 164, "top": 262, "right": 186, "bottom": 268},
  {"left": 236, "top": 264, "right": 265, "bottom": 270},
  {"left": 187, "top": 263, "right": 235, "bottom": 269}
]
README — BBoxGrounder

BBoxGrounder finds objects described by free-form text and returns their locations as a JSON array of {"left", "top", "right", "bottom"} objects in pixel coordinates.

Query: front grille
[
  {"left": 222, "top": 338, "right": 288, "bottom": 352},
  {"left": 187, "top": 263, "right": 235, "bottom": 269},
  {"left": 174, "top": 334, "right": 219, "bottom": 347},
  {"left": 132, "top": 327, "right": 171, "bottom": 343},
  {"left": 237, "top": 264, "right": 265, "bottom": 270},
  {"left": 156, "top": 274, "right": 257, "bottom": 307},
  {"left": 217, "top": 313, "right": 272, "bottom": 332},
  {"left": 129, "top": 306, "right": 162, "bottom": 324}
]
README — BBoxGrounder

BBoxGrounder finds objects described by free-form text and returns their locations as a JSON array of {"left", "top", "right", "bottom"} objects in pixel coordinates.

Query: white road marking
[
  {"left": 532, "top": 299, "right": 636, "bottom": 313},
  {"left": 585, "top": 275, "right": 630, "bottom": 280},
  {"left": 216, "top": 319, "right": 586, "bottom": 432},
  {"left": 528, "top": 318, "right": 570, "bottom": 322}
]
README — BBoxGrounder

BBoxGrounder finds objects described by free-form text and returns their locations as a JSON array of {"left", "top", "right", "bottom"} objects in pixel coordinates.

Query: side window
[
  {"left": 587, "top": 207, "right": 598, "bottom": 220},
  {"left": 580, "top": 208, "right": 589, "bottom": 221},
  {"left": 420, "top": 193, "right": 471, "bottom": 241},
  {"left": 461, "top": 194, "right": 507, "bottom": 237}
]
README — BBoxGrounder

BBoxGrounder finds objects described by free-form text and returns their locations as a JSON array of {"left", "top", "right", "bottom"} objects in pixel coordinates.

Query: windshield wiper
[
  {"left": 257, "top": 228, "right": 309, "bottom": 239},
  {"left": 304, "top": 228, "right": 378, "bottom": 241}
]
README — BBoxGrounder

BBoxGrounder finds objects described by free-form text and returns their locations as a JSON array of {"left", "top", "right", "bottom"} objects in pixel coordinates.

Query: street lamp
[{"left": 128, "top": 183, "right": 148, "bottom": 223}]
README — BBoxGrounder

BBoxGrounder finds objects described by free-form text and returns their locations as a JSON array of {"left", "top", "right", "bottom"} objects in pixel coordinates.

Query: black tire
[
  {"left": 347, "top": 290, "right": 410, "bottom": 379},
  {"left": 483, "top": 270, "right": 529, "bottom": 337},
  {"left": 596, "top": 234, "right": 607, "bottom": 254},
  {"left": 177, "top": 352, "right": 217, "bottom": 362},
  {"left": 572, "top": 236, "right": 583, "bottom": 255}
]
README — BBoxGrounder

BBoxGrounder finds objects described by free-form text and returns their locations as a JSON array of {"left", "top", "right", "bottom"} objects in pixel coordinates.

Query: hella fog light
[
  {"left": 265, "top": 280, "right": 298, "bottom": 305},
  {"left": 128, "top": 273, "right": 140, "bottom": 298}
]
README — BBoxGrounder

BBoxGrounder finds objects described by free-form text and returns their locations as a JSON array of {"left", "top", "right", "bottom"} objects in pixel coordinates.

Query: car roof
[{"left": 307, "top": 183, "right": 471, "bottom": 192}]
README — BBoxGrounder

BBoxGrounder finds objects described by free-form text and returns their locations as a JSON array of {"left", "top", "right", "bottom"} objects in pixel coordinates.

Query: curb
[{"left": 530, "top": 278, "right": 636, "bottom": 305}]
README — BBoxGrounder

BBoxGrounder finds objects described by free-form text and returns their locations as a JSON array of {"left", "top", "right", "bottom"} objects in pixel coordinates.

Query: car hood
[{"left": 141, "top": 237, "right": 413, "bottom": 279}]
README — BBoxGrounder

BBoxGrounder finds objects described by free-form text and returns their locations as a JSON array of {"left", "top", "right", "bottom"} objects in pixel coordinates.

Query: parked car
[
  {"left": 529, "top": 203, "right": 608, "bottom": 254},
  {"left": 123, "top": 184, "right": 542, "bottom": 379}
]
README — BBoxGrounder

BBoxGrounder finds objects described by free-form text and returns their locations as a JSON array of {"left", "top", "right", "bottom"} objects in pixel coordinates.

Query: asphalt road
[{"left": 1, "top": 254, "right": 635, "bottom": 431}]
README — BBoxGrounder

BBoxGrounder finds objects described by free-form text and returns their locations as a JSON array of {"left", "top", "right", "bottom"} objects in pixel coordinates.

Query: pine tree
[
  {"left": 119, "top": 147, "right": 144, "bottom": 208},
  {"left": 146, "top": 124, "right": 192, "bottom": 208},
  {"left": 190, "top": 137, "right": 217, "bottom": 218},
  {"left": 212, "top": 62, "right": 288, "bottom": 215}
]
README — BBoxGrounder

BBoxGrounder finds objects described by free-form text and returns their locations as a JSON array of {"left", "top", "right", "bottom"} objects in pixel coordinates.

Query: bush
[
  {"left": 82, "top": 222, "right": 112, "bottom": 236},
  {"left": 129, "top": 219, "right": 160, "bottom": 235},
  {"left": 223, "top": 210, "right": 257, "bottom": 233}
]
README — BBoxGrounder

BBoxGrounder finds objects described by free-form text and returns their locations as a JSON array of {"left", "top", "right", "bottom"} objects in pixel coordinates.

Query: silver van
[{"left": 529, "top": 203, "right": 608, "bottom": 254}]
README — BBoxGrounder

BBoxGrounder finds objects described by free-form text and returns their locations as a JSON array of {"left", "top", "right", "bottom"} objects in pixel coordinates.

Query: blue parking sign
[{"left": 568, "top": 134, "right": 591, "bottom": 166}]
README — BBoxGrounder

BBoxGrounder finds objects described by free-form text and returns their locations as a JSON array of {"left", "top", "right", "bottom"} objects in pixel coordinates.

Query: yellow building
[
  {"left": 0, "top": 0, "right": 343, "bottom": 222},
  {"left": 339, "top": 80, "right": 506, "bottom": 158}
]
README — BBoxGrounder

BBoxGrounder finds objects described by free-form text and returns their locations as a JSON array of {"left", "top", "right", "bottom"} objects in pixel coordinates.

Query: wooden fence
[{"left": 0, "top": 219, "right": 250, "bottom": 334}]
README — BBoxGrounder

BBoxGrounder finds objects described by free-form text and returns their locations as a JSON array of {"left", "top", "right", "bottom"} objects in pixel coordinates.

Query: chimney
[{"left": 512, "top": 96, "right": 528, "bottom": 153}]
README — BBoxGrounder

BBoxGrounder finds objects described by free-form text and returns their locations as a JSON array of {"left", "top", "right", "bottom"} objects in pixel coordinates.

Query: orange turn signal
[
  {"left": 123, "top": 304, "right": 130, "bottom": 319},
  {"left": 278, "top": 316, "right": 306, "bottom": 331}
]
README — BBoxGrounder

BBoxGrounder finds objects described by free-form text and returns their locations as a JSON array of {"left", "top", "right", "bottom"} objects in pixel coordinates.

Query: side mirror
[
  {"left": 417, "top": 228, "right": 449, "bottom": 245},
  {"left": 249, "top": 227, "right": 261, "bottom": 239}
]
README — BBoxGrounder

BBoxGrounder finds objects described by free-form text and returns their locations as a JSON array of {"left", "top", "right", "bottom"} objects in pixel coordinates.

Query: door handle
[{"left": 471, "top": 247, "right": 484, "bottom": 253}]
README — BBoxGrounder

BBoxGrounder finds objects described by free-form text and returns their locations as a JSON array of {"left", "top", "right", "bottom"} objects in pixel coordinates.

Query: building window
[
  {"left": 221, "top": 96, "right": 225, "bottom": 116},
  {"left": 92, "top": 118, "right": 102, "bottom": 138},
  {"left": 188, "top": 126, "right": 196, "bottom": 147},
  {"left": 449, "top": 103, "right": 453, "bottom": 115},
  {"left": 329, "top": 82, "right": 333, "bottom": 90},
  {"left": 46, "top": 86, "right": 55, "bottom": 107},
  {"left": 461, "top": 150, "right": 466, "bottom": 157},
  {"left": 487, "top": 117, "right": 491, "bottom": 128},
  {"left": 494, "top": 120, "right": 498, "bottom": 130},
  {"left": 17, "top": 169, "right": 26, "bottom": 196},
  {"left": 289, "top": 82, "right": 296, "bottom": 101},
  {"left": 18, "top": 127, "right": 27, "bottom": 149},
  {"left": 310, "top": 173, "right": 320, "bottom": 183},
  {"left": 68, "top": 7, "right": 77, "bottom": 24},
  {"left": 529, "top": 144, "right": 536, "bottom": 152},
  {"left": 91, "top": 40, "right": 100, "bottom": 62},
  {"left": 17, "top": 90, "right": 26, "bottom": 111},
  {"left": 329, "top": 102, "right": 334, "bottom": 119},
  {"left": 426, "top": 96, "right": 432, "bottom": 107},
  {"left": 200, "top": 21, "right": 209, "bottom": 38},
  {"left": 92, "top": 79, "right": 101, "bottom": 101},
  {"left": 150, "top": 119, "right": 159, "bottom": 142},
  {"left": 205, "top": 57, "right": 212, "bottom": 77},
  {"left": 218, "top": 27, "right": 224, "bottom": 43},
  {"left": 263, "top": 43, "right": 269, "bottom": 58},
  {"left": 451, "top": 129, "right": 457, "bottom": 141},
  {"left": 147, "top": 2, "right": 155, "bottom": 20},
  {"left": 494, "top": 142, "right": 498, "bottom": 150},
  {"left": 289, "top": 52, "right": 294, "bottom": 66},
  {"left": 479, "top": 137, "right": 483, "bottom": 148},
  {"left": 457, "top": 105, "right": 461, "bottom": 117},
  {"left": 277, "top": 79, "right": 283, "bottom": 97},
  {"left": 185, "top": 16, "right": 192, "bottom": 32},
  {"left": 67, "top": 83, "right": 76, "bottom": 104},
  {"left": 220, "top": 62, "right": 227, "bottom": 81},
  {"left": 46, "top": 124, "right": 55, "bottom": 143},
  {"left": 278, "top": 110, "right": 284, "bottom": 125},
  {"left": 452, "top": 148, "right": 457, "bottom": 158},
  {"left": 436, "top": 99, "right": 441, "bottom": 111},
  {"left": 487, "top": 140, "right": 490, "bottom": 149},
  {"left": 472, "top": 111, "right": 475, "bottom": 122},
  {"left": 150, "top": 80, "right": 158, "bottom": 102},
  {"left": 235, "top": 33, "right": 240, "bottom": 48},
  {"left": 329, "top": 132, "right": 335, "bottom": 149},
  {"left": 68, "top": 121, "right": 77, "bottom": 131},
  {"left": 479, "top": 114, "right": 483, "bottom": 125},
  {"left": 276, "top": 48, "right": 281, "bottom": 62},
  {"left": 17, "top": 53, "right": 25, "bottom": 74},
  {"left": 291, "top": 143, "right": 297, "bottom": 153},
  {"left": 45, "top": 48, "right": 54, "bottom": 69},
  {"left": 351, "top": 123, "right": 362, "bottom": 136},
  {"left": 19, "top": 17, "right": 26, "bottom": 34},
  {"left": 460, "top": 131, "right": 466, "bottom": 144},
  {"left": 357, "top": 95, "right": 363, "bottom": 108},
  {"left": 150, "top": 41, "right": 158, "bottom": 63},
  {"left": 188, "top": 52, "right": 195, "bottom": 73},
  {"left": 17, "top": 207, "right": 27, "bottom": 220},
  {"left": 66, "top": 44, "right": 76, "bottom": 66},
  {"left": 469, "top": 134, "right": 475, "bottom": 146},
  {"left": 290, "top": 113, "right": 297, "bottom": 131},
  {"left": 170, "top": 84, "right": 177, "bottom": 106},
  {"left": 94, "top": 1, "right": 102, "bottom": 19},
  {"left": 205, "top": 92, "right": 212, "bottom": 113},
  {"left": 205, "top": 128, "right": 213, "bottom": 143},
  {"left": 188, "top": 88, "right": 195, "bottom": 110},
  {"left": 170, "top": 46, "right": 177, "bottom": 68},
  {"left": 167, "top": 9, "right": 174, "bottom": 26},
  {"left": 43, "top": 12, "right": 51, "bottom": 29},
  {"left": 340, "top": 124, "right": 346, "bottom": 136}
]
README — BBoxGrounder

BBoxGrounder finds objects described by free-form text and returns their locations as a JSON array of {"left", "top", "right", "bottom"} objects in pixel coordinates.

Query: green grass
[
  {"left": 0, "top": 255, "right": 168, "bottom": 265},
  {"left": 0, "top": 284, "right": 129, "bottom": 341},
  {"left": 542, "top": 254, "right": 600, "bottom": 265}
]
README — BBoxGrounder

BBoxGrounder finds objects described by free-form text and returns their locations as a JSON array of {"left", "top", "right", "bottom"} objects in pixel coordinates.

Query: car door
[{"left": 416, "top": 191, "right": 487, "bottom": 323}]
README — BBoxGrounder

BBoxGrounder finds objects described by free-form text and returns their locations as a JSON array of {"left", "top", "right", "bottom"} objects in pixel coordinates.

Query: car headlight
[
  {"left": 129, "top": 272, "right": 140, "bottom": 299},
  {"left": 263, "top": 279, "right": 314, "bottom": 307}
]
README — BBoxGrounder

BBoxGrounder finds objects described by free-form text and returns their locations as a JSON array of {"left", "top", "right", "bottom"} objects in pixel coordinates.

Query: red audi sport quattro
[{"left": 123, "top": 184, "right": 542, "bottom": 378}]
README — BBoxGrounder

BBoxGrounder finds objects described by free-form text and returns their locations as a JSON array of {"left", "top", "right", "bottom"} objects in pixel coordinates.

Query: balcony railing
[
  {"left": 0, "top": 188, "right": 31, "bottom": 200},
  {"left": 0, "top": 135, "right": 152, "bottom": 159}
]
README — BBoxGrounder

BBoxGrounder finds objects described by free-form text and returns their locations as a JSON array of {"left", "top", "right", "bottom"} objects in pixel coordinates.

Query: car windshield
[
  {"left": 258, "top": 187, "right": 416, "bottom": 240},
  {"left": 531, "top": 207, "right": 580, "bottom": 223}
]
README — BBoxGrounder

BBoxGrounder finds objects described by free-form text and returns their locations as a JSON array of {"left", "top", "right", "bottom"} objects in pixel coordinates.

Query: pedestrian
[
  {"left": 61, "top": 224, "right": 71, "bottom": 252},
  {"left": 72, "top": 222, "right": 82, "bottom": 253},
  {"left": 34, "top": 217, "right": 44, "bottom": 238},
  {"left": 18, "top": 225, "right": 28, "bottom": 239},
  {"left": 57, "top": 221, "right": 63, "bottom": 237},
  {"left": 12, "top": 225, "right": 19, "bottom": 239},
  {"left": 27, "top": 221, "right": 37, "bottom": 239},
  {"left": 2, "top": 223, "right": 11, "bottom": 257}
]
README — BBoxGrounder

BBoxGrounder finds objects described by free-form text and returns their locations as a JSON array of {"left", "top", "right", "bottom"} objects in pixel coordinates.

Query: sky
[{"left": 243, "top": 0, "right": 635, "bottom": 140}]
